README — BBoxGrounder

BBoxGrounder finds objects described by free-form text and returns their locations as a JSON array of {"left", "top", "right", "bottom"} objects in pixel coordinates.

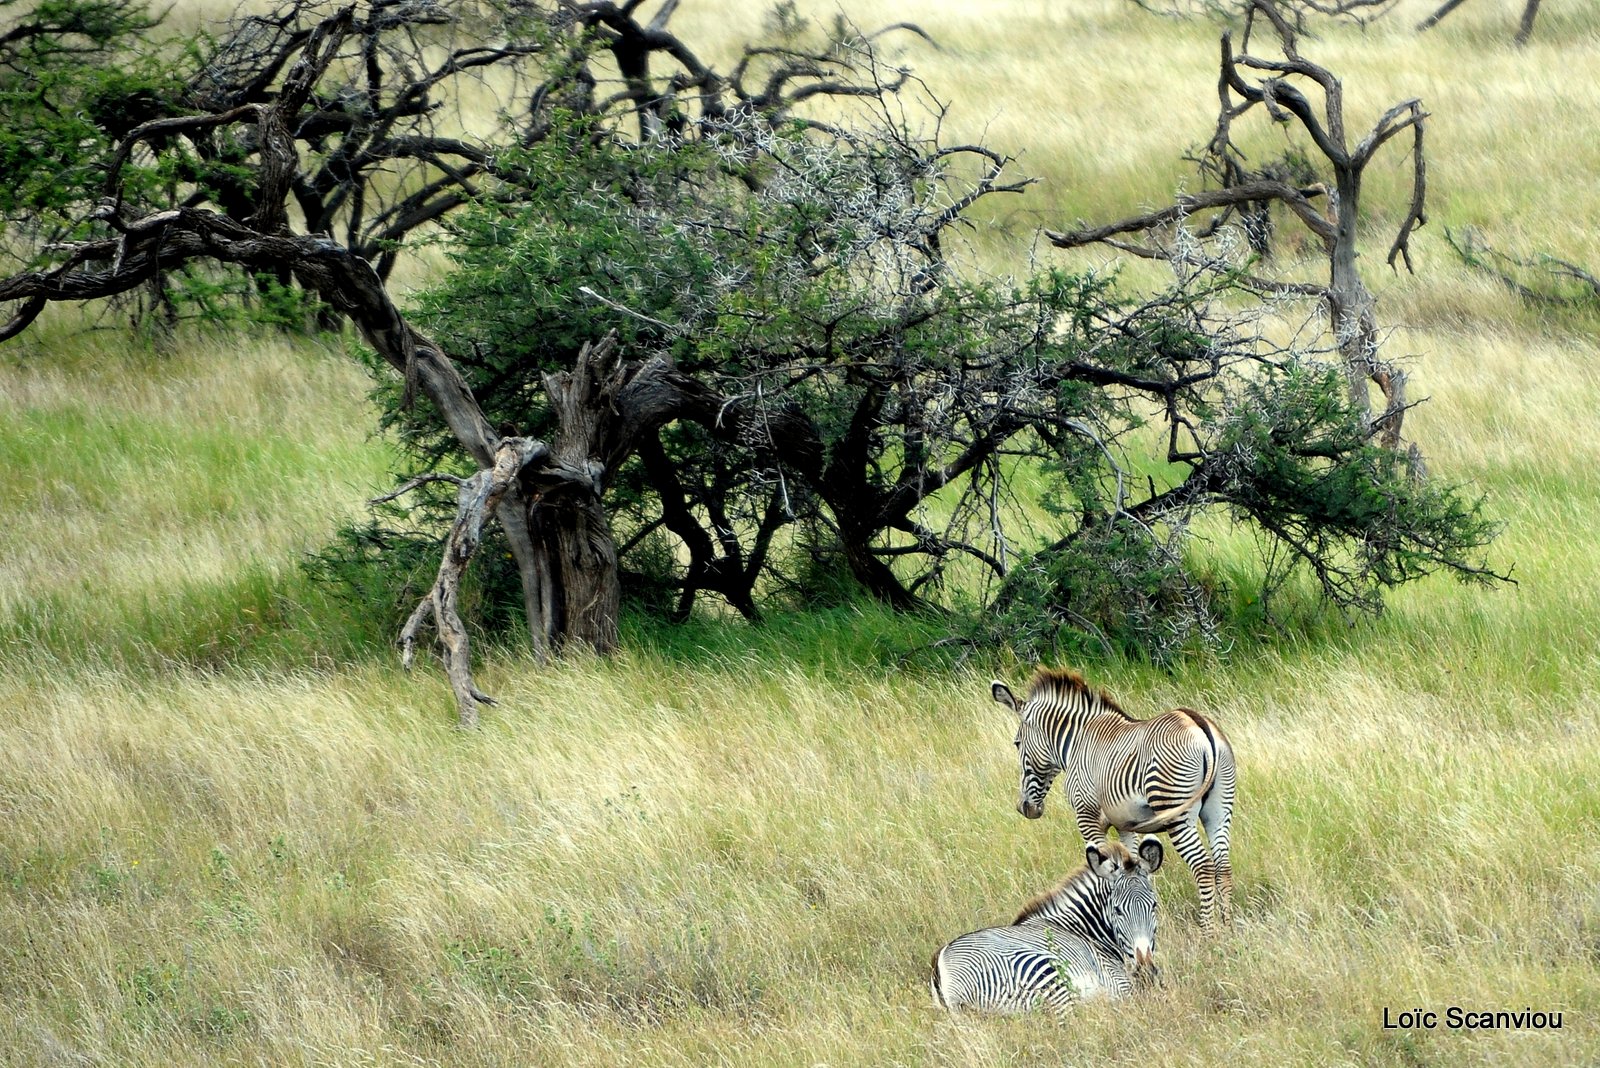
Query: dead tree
[
  {"left": 1417, "top": 0, "right": 1544, "bottom": 44},
  {"left": 1049, "top": 0, "right": 1428, "bottom": 468}
]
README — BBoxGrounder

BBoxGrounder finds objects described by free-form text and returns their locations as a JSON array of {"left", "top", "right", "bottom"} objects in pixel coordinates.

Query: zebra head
[
  {"left": 1088, "top": 837, "right": 1164, "bottom": 979},
  {"left": 993, "top": 679, "right": 1060, "bottom": 819}
]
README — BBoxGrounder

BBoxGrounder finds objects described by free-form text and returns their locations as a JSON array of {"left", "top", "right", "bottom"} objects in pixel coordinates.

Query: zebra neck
[
  {"left": 1054, "top": 716, "right": 1082, "bottom": 768},
  {"left": 1030, "top": 880, "right": 1119, "bottom": 954},
  {"left": 1054, "top": 703, "right": 1121, "bottom": 769}
]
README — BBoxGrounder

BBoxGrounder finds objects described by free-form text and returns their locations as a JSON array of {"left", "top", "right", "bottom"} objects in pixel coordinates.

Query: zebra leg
[
  {"left": 1199, "top": 751, "right": 1236, "bottom": 926},
  {"left": 1165, "top": 817, "right": 1218, "bottom": 933},
  {"left": 1074, "top": 807, "right": 1110, "bottom": 851}
]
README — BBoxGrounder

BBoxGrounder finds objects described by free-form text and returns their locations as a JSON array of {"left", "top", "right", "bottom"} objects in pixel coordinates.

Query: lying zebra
[
  {"left": 993, "top": 668, "right": 1236, "bottom": 931},
  {"left": 931, "top": 838, "right": 1163, "bottom": 1014}
]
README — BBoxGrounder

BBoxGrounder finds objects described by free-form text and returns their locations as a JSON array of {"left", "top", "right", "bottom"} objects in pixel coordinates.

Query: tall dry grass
[{"left": 3, "top": 1, "right": 1599, "bottom": 1065}]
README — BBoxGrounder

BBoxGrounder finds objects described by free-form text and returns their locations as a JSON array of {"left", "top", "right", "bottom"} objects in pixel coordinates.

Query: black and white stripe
[
  {"left": 932, "top": 839, "right": 1163, "bottom": 1014},
  {"left": 992, "top": 668, "right": 1236, "bottom": 931}
]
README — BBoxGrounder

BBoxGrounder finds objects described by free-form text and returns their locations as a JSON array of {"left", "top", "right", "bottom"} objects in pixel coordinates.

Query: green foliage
[
  {"left": 346, "top": 101, "right": 1503, "bottom": 659},
  {"left": 1209, "top": 358, "right": 1502, "bottom": 613},
  {"left": 985, "top": 353, "right": 1502, "bottom": 663},
  {"left": 402, "top": 118, "right": 722, "bottom": 451},
  {"left": 991, "top": 520, "right": 1219, "bottom": 665},
  {"left": 0, "top": 2, "right": 319, "bottom": 333},
  {"left": 374, "top": 116, "right": 1135, "bottom": 627},
  {"left": 0, "top": 0, "right": 184, "bottom": 238},
  {"left": 164, "top": 268, "right": 330, "bottom": 332}
]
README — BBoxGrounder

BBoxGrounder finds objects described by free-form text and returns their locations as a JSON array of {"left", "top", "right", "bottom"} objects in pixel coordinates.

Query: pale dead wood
[{"left": 397, "top": 437, "right": 549, "bottom": 728}]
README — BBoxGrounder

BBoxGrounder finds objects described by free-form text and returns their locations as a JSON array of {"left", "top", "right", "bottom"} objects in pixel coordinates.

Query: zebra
[
  {"left": 991, "top": 667, "right": 1235, "bottom": 931},
  {"left": 931, "top": 838, "right": 1163, "bottom": 1014}
]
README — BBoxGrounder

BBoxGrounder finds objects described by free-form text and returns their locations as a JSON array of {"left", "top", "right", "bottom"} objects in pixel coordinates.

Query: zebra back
[{"left": 993, "top": 665, "right": 1237, "bottom": 933}]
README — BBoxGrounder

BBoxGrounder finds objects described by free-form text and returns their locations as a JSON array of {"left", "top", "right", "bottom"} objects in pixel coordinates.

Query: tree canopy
[{"left": 0, "top": 0, "right": 1506, "bottom": 720}]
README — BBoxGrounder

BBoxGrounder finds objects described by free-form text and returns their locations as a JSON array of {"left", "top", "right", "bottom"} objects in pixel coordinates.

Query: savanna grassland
[{"left": 4, "top": 1, "right": 1600, "bottom": 1065}]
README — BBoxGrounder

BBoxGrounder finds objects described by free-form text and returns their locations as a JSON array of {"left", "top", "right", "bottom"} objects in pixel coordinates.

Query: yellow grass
[{"left": 3, "top": 1, "right": 1600, "bottom": 1064}]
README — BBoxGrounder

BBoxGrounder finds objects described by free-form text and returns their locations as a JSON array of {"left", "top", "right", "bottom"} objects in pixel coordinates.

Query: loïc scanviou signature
[{"left": 1383, "top": 1006, "right": 1564, "bottom": 1031}]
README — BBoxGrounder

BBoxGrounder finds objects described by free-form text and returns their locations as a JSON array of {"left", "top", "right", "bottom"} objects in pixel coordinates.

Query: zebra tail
[{"left": 930, "top": 946, "right": 947, "bottom": 1009}]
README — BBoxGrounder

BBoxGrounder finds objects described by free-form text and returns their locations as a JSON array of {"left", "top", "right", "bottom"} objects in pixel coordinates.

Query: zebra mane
[
  {"left": 1026, "top": 667, "right": 1132, "bottom": 720},
  {"left": 1011, "top": 839, "right": 1134, "bottom": 925}
]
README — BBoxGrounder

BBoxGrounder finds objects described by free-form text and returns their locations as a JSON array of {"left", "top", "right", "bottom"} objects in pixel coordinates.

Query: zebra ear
[
  {"left": 991, "top": 681, "right": 1019, "bottom": 713},
  {"left": 1137, "top": 837, "right": 1164, "bottom": 873},
  {"left": 1085, "top": 843, "right": 1114, "bottom": 876}
]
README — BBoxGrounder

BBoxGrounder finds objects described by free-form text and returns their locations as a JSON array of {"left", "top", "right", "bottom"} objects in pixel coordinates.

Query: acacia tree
[
  {"left": 1, "top": 0, "right": 1504, "bottom": 719},
  {"left": 405, "top": 83, "right": 1502, "bottom": 661},
  {"left": 0, "top": 0, "right": 958, "bottom": 721},
  {"left": 402, "top": 99, "right": 1051, "bottom": 617}
]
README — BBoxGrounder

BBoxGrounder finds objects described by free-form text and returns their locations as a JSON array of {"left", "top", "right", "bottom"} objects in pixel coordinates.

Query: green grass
[
  {"left": 3, "top": 2, "right": 1600, "bottom": 1065},
  {"left": 0, "top": 319, "right": 398, "bottom": 669}
]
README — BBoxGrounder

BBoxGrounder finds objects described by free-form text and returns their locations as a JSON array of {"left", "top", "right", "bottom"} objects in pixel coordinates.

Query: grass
[
  {"left": 3, "top": 1, "right": 1600, "bottom": 1065},
  {"left": 0, "top": 318, "right": 398, "bottom": 668},
  {"left": 2, "top": 638, "right": 1596, "bottom": 1064}
]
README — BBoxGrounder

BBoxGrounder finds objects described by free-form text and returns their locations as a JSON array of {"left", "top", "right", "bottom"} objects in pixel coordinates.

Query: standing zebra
[
  {"left": 992, "top": 668, "right": 1235, "bottom": 931},
  {"left": 931, "top": 838, "right": 1163, "bottom": 1014}
]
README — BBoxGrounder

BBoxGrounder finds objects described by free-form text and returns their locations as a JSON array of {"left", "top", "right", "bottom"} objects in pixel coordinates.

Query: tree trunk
[
  {"left": 1326, "top": 170, "right": 1376, "bottom": 421},
  {"left": 837, "top": 524, "right": 921, "bottom": 610},
  {"left": 535, "top": 334, "right": 630, "bottom": 652},
  {"left": 531, "top": 493, "right": 621, "bottom": 653},
  {"left": 1514, "top": 0, "right": 1542, "bottom": 44},
  {"left": 497, "top": 492, "right": 553, "bottom": 662},
  {"left": 1326, "top": 169, "right": 1409, "bottom": 452}
]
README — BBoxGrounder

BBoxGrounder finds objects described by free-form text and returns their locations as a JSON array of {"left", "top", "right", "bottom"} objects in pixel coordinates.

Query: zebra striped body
[
  {"left": 932, "top": 839, "right": 1163, "bottom": 1014},
  {"left": 992, "top": 668, "right": 1236, "bottom": 931}
]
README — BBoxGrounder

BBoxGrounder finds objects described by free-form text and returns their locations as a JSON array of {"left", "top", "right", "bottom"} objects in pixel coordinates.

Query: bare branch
[
  {"left": 1046, "top": 180, "right": 1331, "bottom": 249},
  {"left": 400, "top": 436, "right": 550, "bottom": 727},
  {"left": 1416, "top": 0, "right": 1469, "bottom": 31},
  {"left": 102, "top": 105, "right": 262, "bottom": 197},
  {"left": 369, "top": 473, "right": 467, "bottom": 505},
  {"left": 1447, "top": 228, "right": 1600, "bottom": 306},
  {"left": 0, "top": 295, "right": 47, "bottom": 343},
  {"left": 1353, "top": 98, "right": 1426, "bottom": 168},
  {"left": 1384, "top": 104, "right": 1427, "bottom": 273}
]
